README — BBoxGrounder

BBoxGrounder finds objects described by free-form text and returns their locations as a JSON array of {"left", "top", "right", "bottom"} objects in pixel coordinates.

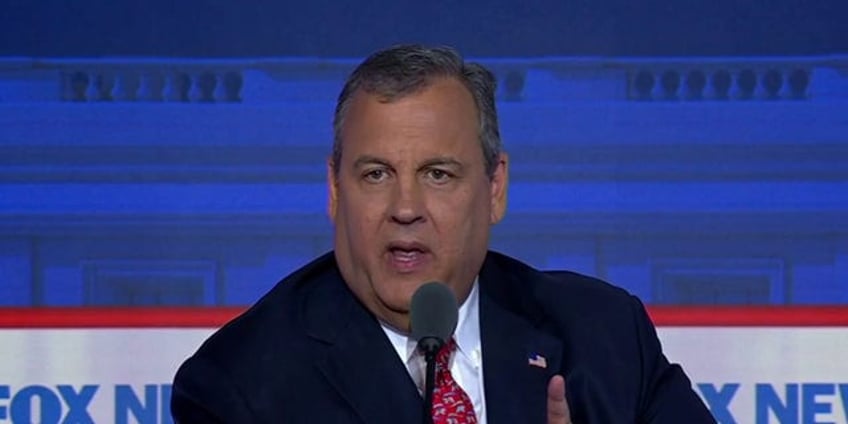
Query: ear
[
  {"left": 490, "top": 153, "right": 509, "bottom": 224},
  {"left": 327, "top": 157, "right": 338, "bottom": 222}
]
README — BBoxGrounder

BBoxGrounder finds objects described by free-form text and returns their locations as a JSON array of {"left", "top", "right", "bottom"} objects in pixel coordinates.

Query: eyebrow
[
  {"left": 352, "top": 155, "right": 392, "bottom": 169},
  {"left": 351, "top": 155, "right": 464, "bottom": 170},
  {"left": 419, "top": 157, "right": 463, "bottom": 169}
]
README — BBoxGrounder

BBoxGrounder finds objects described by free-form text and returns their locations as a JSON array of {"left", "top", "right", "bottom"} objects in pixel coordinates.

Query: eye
[
  {"left": 426, "top": 168, "right": 452, "bottom": 182},
  {"left": 363, "top": 168, "right": 388, "bottom": 183}
]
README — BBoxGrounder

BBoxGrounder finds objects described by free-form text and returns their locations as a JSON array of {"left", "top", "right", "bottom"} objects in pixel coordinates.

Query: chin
[{"left": 376, "top": 284, "right": 418, "bottom": 308}]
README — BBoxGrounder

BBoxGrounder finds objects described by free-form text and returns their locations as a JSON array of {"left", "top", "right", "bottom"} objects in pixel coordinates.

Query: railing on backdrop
[{"left": 1, "top": 55, "right": 847, "bottom": 103}]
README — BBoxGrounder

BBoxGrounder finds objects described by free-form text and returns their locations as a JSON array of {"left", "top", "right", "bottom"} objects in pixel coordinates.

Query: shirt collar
[
  {"left": 381, "top": 278, "right": 481, "bottom": 363},
  {"left": 453, "top": 278, "right": 481, "bottom": 358}
]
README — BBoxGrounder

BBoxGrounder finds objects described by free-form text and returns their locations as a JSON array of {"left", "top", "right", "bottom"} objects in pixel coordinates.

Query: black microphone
[{"left": 410, "top": 282, "right": 458, "bottom": 424}]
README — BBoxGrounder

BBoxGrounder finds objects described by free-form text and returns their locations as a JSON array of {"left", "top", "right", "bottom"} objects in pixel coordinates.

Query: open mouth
[{"left": 386, "top": 242, "right": 430, "bottom": 271}]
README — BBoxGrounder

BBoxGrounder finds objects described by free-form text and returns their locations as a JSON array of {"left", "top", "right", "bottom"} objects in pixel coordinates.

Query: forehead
[{"left": 339, "top": 77, "right": 479, "bottom": 150}]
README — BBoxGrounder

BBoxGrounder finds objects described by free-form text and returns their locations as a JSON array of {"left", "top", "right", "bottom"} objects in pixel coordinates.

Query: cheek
[
  {"left": 340, "top": 197, "right": 384, "bottom": 240},
  {"left": 429, "top": 187, "right": 490, "bottom": 231}
]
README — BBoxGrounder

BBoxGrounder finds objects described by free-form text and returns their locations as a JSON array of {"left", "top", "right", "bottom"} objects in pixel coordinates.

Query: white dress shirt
[{"left": 381, "top": 280, "right": 487, "bottom": 423}]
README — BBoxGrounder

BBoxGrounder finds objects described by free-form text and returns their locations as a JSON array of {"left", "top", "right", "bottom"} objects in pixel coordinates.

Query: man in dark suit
[{"left": 171, "top": 44, "right": 716, "bottom": 423}]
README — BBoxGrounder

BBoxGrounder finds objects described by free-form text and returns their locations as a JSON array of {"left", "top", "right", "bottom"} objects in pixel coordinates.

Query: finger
[{"left": 547, "top": 374, "right": 571, "bottom": 424}]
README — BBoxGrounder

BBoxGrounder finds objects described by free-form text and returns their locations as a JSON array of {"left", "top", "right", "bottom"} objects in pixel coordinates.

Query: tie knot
[{"left": 435, "top": 338, "right": 457, "bottom": 372}]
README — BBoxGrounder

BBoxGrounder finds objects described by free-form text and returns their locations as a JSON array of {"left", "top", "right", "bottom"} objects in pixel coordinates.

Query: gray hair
[{"left": 332, "top": 44, "right": 502, "bottom": 178}]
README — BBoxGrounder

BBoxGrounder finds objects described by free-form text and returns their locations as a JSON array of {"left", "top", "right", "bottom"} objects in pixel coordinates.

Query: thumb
[{"left": 547, "top": 374, "right": 571, "bottom": 424}]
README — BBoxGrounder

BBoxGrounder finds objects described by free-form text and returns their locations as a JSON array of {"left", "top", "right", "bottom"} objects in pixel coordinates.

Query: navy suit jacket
[{"left": 171, "top": 251, "right": 715, "bottom": 423}]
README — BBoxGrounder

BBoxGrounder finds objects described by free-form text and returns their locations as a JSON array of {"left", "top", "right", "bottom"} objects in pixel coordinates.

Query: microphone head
[{"left": 410, "top": 282, "right": 458, "bottom": 347}]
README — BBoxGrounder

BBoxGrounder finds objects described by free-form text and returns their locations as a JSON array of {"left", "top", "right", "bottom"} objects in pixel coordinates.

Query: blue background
[{"left": 0, "top": 0, "right": 846, "bottom": 307}]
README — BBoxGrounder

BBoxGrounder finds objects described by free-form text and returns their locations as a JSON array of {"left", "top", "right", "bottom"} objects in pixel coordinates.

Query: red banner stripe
[
  {"left": 0, "top": 306, "right": 847, "bottom": 328},
  {"left": 0, "top": 307, "right": 243, "bottom": 328},
  {"left": 648, "top": 306, "right": 848, "bottom": 326}
]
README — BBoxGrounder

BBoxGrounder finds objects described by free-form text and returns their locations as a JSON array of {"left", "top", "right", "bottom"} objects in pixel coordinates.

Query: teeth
[{"left": 392, "top": 250, "right": 419, "bottom": 261}]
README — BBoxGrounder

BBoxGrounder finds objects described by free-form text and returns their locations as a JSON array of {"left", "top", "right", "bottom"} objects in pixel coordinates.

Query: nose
[{"left": 389, "top": 177, "right": 425, "bottom": 225}]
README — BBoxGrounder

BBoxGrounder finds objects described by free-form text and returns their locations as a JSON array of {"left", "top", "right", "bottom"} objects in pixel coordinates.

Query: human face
[{"left": 328, "top": 77, "right": 508, "bottom": 333}]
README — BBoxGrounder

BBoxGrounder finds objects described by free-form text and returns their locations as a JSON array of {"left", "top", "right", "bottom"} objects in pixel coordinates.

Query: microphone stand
[{"left": 419, "top": 337, "right": 442, "bottom": 424}]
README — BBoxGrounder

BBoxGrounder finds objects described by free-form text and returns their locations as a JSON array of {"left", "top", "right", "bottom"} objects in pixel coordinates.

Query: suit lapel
[
  {"left": 297, "top": 252, "right": 564, "bottom": 423},
  {"left": 302, "top": 264, "right": 422, "bottom": 424},
  {"left": 479, "top": 254, "right": 564, "bottom": 424}
]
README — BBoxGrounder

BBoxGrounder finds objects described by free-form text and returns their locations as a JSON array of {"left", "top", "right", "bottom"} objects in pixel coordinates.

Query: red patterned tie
[{"left": 431, "top": 338, "right": 478, "bottom": 423}]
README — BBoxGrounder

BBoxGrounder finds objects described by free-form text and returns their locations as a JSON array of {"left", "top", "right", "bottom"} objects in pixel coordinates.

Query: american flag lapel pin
[{"left": 528, "top": 353, "right": 547, "bottom": 369}]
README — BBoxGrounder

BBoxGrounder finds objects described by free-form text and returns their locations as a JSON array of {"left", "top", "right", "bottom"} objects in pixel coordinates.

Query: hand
[{"left": 547, "top": 375, "right": 571, "bottom": 424}]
